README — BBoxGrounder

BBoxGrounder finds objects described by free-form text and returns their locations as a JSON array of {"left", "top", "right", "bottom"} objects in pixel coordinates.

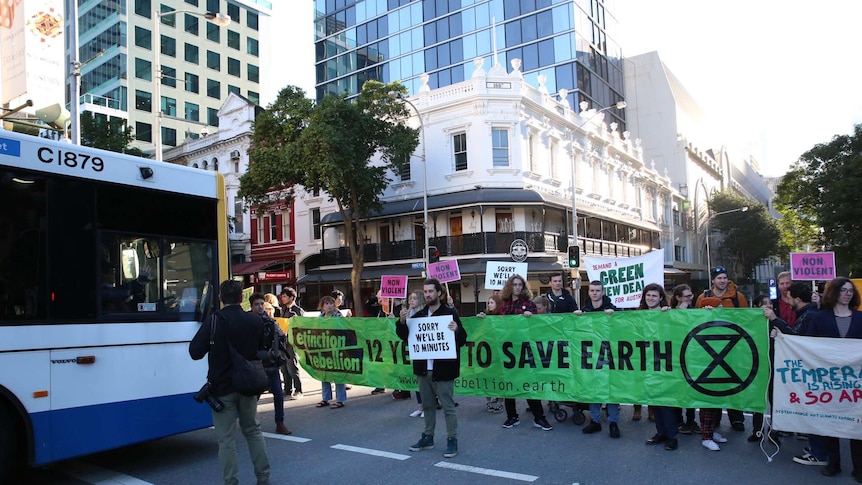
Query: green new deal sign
[{"left": 289, "top": 308, "right": 769, "bottom": 412}]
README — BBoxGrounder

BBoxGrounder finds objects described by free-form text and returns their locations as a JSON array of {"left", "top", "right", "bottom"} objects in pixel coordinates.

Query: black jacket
[
  {"left": 581, "top": 295, "right": 619, "bottom": 312},
  {"left": 396, "top": 303, "right": 467, "bottom": 381},
  {"left": 189, "top": 305, "right": 268, "bottom": 397},
  {"left": 546, "top": 289, "right": 579, "bottom": 313}
]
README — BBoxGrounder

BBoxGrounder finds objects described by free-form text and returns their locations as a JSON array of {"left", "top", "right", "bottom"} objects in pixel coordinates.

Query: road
[{"left": 9, "top": 378, "right": 860, "bottom": 484}]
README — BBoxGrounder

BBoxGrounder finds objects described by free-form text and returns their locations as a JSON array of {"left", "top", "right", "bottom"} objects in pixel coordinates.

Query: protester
[
  {"left": 498, "top": 274, "right": 554, "bottom": 431},
  {"left": 365, "top": 294, "right": 388, "bottom": 395},
  {"left": 772, "top": 271, "right": 797, "bottom": 328},
  {"left": 250, "top": 294, "right": 291, "bottom": 435},
  {"left": 576, "top": 280, "right": 622, "bottom": 439},
  {"left": 397, "top": 279, "right": 467, "bottom": 458},
  {"left": 315, "top": 296, "right": 348, "bottom": 409},
  {"left": 670, "top": 284, "right": 701, "bottom": 435},
  {"left": 696, "top": 266, "right": 748, "bottom": 432},
  {"left": 278, "top": 287, "right": 304, "bottom": 399},
  {"left": 804, "top": 277, "right": 862, "bottom": 479},
  {"left": 401, "top": 290, "right": 425, "bottom": 417},
  {"left": 545, "top": 272, "right": 578, "bottom": 313},
  {"left": 638, "top": 284, "right": 677, "bottom": 451},
  {"left": 189, "top": 280, "right": 271, "bottom": 485},
  {"left": 477, "top": 294, "right": 504, "bottom": 413}
]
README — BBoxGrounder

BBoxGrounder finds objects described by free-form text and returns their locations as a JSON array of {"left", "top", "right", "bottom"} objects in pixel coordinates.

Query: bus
[{"left": 0, "top": 131, "right": 229, "bottom": 478}]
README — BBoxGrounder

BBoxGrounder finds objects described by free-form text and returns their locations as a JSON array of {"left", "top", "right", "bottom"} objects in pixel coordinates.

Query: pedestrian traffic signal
[
  {"left": 428, "top": 246, "right": 440, "bottom": 263},
  {"left": 567, "top": 245, "right": 580, "bottom": 268}
]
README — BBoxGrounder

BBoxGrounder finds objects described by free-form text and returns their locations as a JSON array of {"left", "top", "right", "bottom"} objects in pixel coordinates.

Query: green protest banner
[{"left": 289, "top": 308, "right": 769, "bottom": 412}]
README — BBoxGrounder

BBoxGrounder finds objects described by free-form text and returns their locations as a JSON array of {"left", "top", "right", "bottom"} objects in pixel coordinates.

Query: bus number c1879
[{"left": 38, "top": 147, "right": 105, "bottom": 172}]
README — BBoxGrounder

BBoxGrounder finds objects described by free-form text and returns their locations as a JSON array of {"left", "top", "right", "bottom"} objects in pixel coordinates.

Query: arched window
[
  {"left": 193, "top": 163, "right": 199, "bottom": 168},
  {"left": 213, "top": 157, "right": 219, "bottom": 171},
  {"left": 202, "top": 160, "right": 208, "bottom": 170}
]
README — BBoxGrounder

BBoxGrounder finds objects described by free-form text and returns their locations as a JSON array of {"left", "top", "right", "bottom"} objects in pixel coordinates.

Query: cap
[{"left": 711, "top": 266, "right": 728, "bottom": 280}]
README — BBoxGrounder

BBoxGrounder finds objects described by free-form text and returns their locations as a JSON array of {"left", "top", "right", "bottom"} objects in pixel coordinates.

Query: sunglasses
[
  {"left": 712, "top": 267, "right": 727, "bottom": 274},
  {"left": 681, "top": 294, "right": 694, "bottom": 298}
]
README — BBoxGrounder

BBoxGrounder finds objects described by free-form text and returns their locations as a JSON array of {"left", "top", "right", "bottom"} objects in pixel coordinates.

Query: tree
[
  {"left": 239, "top": 82, "right": 419, "bottom": 313},
  {"left": 80, "top": 114, "right": 146, "bottom": 157},
  {"left": 774, "top": 124, "right": 862, "bottom": 275},
  {"left": 773, "top": 166, "right": 819, "bottom": 256},
  {"left": 708, "top": 191, "right": 780, "bottom": 284}
]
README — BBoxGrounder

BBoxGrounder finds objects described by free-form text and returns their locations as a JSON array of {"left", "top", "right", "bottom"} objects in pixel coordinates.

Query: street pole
[
  {"left": 69, "top": 0, "right": 80, "bottom": 144},
  {"left": 389, "top": 92, "right": 429, "bottom": 272}
]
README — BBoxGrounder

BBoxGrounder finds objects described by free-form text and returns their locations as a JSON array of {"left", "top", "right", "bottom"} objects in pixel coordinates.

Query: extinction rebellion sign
[{"left": 289, "top": 308, "right": 769, "bottom": 411}]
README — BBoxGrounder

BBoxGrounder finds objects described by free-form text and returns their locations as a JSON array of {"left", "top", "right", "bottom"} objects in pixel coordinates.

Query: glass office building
[{"left": 313, "top": 0, "right": 625, "bottom": 128}]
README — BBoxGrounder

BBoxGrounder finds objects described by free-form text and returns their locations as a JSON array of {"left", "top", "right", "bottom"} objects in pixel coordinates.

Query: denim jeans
[
  {"left": 589, "top": 403, "right": 620, "bottom": 423},
  {"left": 807, "top": 434, "right": 828, "bottom": 460},
  {"left": 211, "top": 392, "right": 270, "bottom": 485},
  {"left": 418, "top": 371, "right": 457, "bottom": 439},
  {"left": 653, "top": 406, "right": 679, "bottom": 439},
  {"left": 265, "top": 368, "right": 284, "bottom": 422},
  {"left": 322, "top": 382, "right": 347, "bottom": 402}
]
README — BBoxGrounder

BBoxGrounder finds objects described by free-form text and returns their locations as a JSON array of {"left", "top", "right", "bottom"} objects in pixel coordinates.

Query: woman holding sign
[
  {"left": 315, "top": 296, "right": 348, "bottom": 409},
  {"left": 805, "top": 277, "right": 862, "bottom": 479},
  {"left": 639, "top": 284, "right": 679, "bottom": 451}
]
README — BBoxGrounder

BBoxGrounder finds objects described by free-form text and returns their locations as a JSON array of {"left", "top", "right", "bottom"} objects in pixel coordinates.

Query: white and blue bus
[{"left": 0, "top": 131, "right": 229, "bottom": 478}]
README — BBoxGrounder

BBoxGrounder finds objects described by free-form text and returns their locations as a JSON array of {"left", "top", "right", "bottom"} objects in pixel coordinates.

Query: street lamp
[
  {"left": 705, "top": 206, "right": 749, "bottom": 271},
  {"left": 388, "top": 91, "right": 429, "bottom": 272},
  {"left": 569, "top": 100, "right": 626, "bottom": 266},
  {"left": 152, "top": 9, "right": 230, "bottom": 161}
]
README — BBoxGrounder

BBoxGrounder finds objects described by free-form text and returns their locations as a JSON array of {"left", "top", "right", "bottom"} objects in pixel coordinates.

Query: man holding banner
[
  {"left": 397, "top": 278, "right": 467, "bottom": 459},
  {"left": 546, "top": 273, "right": 578, "bottom": 314}
]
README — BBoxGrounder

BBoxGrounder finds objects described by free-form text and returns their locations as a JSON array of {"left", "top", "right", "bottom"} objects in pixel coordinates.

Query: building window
[
  {"left": 227, "top": 2, "right": 240, "bottom": 22},
  {"left": 227, "top": 30, "right": 240, "bottom": 49},
  {"left": 185, "top": 0, "right": 198, "bottom": 5},
  {"left": 227, "top": 57, "right": 240, "bottom": 76},
  {"left": 185, "top": 102, "right": 199, "bottom": 121},
  {"left": 207, "top": 0, "right": 219, "bottom": 13},
  {"left": 135, "top": 58, "right": 151, "bottom": 80},
  {"left": 207, "top": 79, "right": 220, "bottom": 99},
  {"left": 673, "top": 208, "right": 681, "bottom": 226},
  {"left": 247, "top": 91, "right": 260, "bottom": 105},
  {"left": 136, "top": 121, "right": 152, "bottom": 142},
  {"left": 492, "top": 128, "right": 508, "bottom": 167},
  {"left": 674, "top": 245, "right": 687, "bottom": 262},
  {"left": 282, "top": 208, "right": 291, "bottom": 241},
  {"left": 135, "top": 90, "right": 152, "bottom": 112},
  {"left": 184, "top": 43, "right": 199, "bottom": 64},
  {"left": 184, "top": 13, "right": 199, "bottom": 35},
  {"left": 161, "top": 65, "right": 177, "bottom": 87},
  {"left": 134, "top": 0, "right": 151, "bottom": 18},
  {"left": 207, "top": 50, "right": 220, "bottom": 71},
  {"left": 247, "top": 37, "right": 259, "bottom": 56},
  {"left": 163, "top": 127, "right": 177, "bottom": 146},
  {"left": 247, "top": 64, "right": 259, "bottom": 83},
  {"left": 398, "top": 156, "right": 411, "bottom": 181},
  {"left": 257, "top": 215, "right": 264, "bottom": 244},
  {"left": 227, "top": 85, "right": 240, "bottom": 95},
  {"left": 247, "top": 11, "right": 258, "bottom": 30},
  {"left": 311, "top": 208, "right": 321, "bottom": 240},
  {"left": 207, "top": 108, "right": 219, "bottom": 126},
  {"left": 213, "top": 158, "right": 219, "bottom": 171},
  {"left": 453, "top": 133, "right": 467, "bottom": 171},
  {"left": 528, "top": 134, "right": 537, "bottom": 172},
  {"left": 185, "top": 73, "right": 199, "bottom": 93},
  {"left": 206, "top": 22, "right": 221, "bottom": 42},
  {"left": 269, "top": 214, "right": 278, "bottom": 241},
  {"left": 134, "top": 26, "right": 151, "bottom": 49},
  {"left": 159, "top": 5, "right": 175, "bottom": 26},
  {"left": 161, "top": 96, "right": 176, "bottom": 116},
  {"left": 550, "top": 140, "right": 559, "bottom": 179},
  {"left": 160, "top": 35, "right": 176, "bottom": 57}
]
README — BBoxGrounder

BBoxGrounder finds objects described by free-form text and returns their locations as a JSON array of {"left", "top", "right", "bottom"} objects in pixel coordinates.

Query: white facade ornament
[
  {"left": 419, "top": 73, "right": 431, "bottom": 93},
  {"left": 610, "top": 121, "right": 618, "bottom": 133},
  {"left": 623, "top": 130, "right": 631, "bottom": 140},
  {"left": 471, "top": 57, "right": 486, "bottom": 78},
  {"left": 558, "top": 89, "right": 569, "bottom": 109},
  {"left": 579, "top": 101, "right": 590, "bottom": 112},
  {"left": 509, "top": 58, "right": 523, "bottom": 78},
  {"left": 537, "top": 74, "right": 548, "bottom": 94}
]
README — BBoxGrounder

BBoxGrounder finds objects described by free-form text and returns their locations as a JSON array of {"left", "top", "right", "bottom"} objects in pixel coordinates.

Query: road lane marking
[
  {"left": 434, "top": 462, "right": 539, "bottom": 482},
  {"left": 331, "top": 444, "right": 411, "bottom": 460},
  {"left": 262, "top": 431, "right": 311, "bottom": 442},
  {"left": 61, "top": 461, "right": 153, "bottom": 485}
]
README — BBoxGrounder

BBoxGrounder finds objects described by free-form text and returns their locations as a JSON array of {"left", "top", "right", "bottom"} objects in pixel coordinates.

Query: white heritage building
[{"left": 292, "top": 58, "right": 680, "bottom": 315}]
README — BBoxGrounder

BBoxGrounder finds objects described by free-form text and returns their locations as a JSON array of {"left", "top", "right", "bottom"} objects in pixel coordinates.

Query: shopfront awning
[
  {"left": 296, "top": 264, "right": 423, "bottom": 285},
  {"left": 232, "top": 260, "right": 277, "bottom": 275}
]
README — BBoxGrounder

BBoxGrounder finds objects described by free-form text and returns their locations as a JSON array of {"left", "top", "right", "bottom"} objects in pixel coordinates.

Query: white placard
[
  {"left": 406, "top": 316, "right": 456, "bottom": 360},
  {"left": 483, "top": 261, "right": 529, "bottom": 290}
]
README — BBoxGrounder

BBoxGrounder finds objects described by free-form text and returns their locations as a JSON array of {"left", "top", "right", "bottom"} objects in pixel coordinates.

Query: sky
[{"left": 267, "top": 1, "right": 862, "bottom": 177}]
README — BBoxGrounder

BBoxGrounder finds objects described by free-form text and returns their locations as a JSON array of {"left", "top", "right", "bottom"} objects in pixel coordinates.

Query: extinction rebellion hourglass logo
[{"left": 680, "top": 321, "right": 759, "bottom": 397}]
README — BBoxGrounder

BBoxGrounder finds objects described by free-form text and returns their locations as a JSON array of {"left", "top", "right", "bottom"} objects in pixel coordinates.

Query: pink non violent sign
[
  {"left": 379, "top": 275, "right": 408, "bottom": 299},
  {"left": 790, "top": 252, "right": 836, "bottom": 280},
  {"left": 427, "top": 260, "right": 461, "bottom": 283}
]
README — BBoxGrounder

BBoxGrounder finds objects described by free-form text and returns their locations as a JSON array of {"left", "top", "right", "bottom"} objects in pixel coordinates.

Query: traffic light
[
  {"left": 428, "top": 246, "right": 440, "bottom": 263},
  {"left": 567, "top": 245, "right": 580, "bottom": 268}
]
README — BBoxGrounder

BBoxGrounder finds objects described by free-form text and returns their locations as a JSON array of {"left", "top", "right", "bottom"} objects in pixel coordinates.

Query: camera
[{"left": 194, "top": 382, "right": 224, "bottom": 412}]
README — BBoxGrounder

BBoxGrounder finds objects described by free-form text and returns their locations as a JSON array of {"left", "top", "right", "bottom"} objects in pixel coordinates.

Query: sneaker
[
  {"left": 821, "top": 465, "right": 842, "bottom": 477},
  {"left": 582, "top": 421, "right": 602, "bottom": 434},
  {"left": 793, "top": 453, "right": 828, "bottom": 466},
  {"left": 409, "top": 409, "right": 423, "bottom": 418},
  {"left": 664, "top": 438, "right": 678, "bottom": 451},
  {"left": 702, "top": 439, "right": 721, "bottom": 451},
  {"left": 443, "top": 437, "right": 458, "bottom": 458},
  {"left": 534, "top": 417, "right": 553, "bottom": 431},
  {"left": 713, "top": 431, "right": 728, "bottom": 443},
  {"left": 678, "top": 422, "right": 692, "bottom": 434},
  {"left": 371, "top": 388, "right": 386, "bottom": 395},
  {"left": 408, "top": 434, "right": 434, "bottom": 451},
  {"left": 488, "top": 402, "right": 503, "bottom": 413},
  {"left": 690, "top": 422, "right": 702, "bottom": 434},
  {"left": 502, "top": 417, "right": 520, "bottom": 428},
  {"left": 804, "top": 446, "right": 811, "bottom": 454},
  {"left": 609, "top": 422, "right": 620, "bottom": 439}
]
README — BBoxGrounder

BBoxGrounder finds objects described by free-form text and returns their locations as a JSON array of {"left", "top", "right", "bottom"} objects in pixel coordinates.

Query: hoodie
[{"left": 695, "top": 281, "right": 749, "bottom": 308}]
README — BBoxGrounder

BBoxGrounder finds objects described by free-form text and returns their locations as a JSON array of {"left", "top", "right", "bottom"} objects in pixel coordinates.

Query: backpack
[
  {"left": 702, "top": 289, "right": 740, "bottom": 308},
  {"left": 211, "top": 314, "right": 269, "bottom": 396}
]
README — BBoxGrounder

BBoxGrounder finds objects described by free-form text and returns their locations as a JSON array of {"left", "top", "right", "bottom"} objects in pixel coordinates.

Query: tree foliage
[
  {"left": 240, "top": 81, "right": 419, "bottom": 312},
  {"left": 80, "top": 114, "right": 146, "bottom": 157},
  {"left": 774, "top": 124, "right": 862, "bottom": 275},
  {"left": 708, "top": 191, "right": 780, "bottom": 282},
  {"left": 773, "top": 166, "right": 819, "bottom": 257}
]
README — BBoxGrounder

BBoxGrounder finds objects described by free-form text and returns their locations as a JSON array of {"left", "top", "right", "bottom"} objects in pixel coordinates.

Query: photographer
[{"left": 190, "top": 280, "right": 271, "bottom": 485}]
